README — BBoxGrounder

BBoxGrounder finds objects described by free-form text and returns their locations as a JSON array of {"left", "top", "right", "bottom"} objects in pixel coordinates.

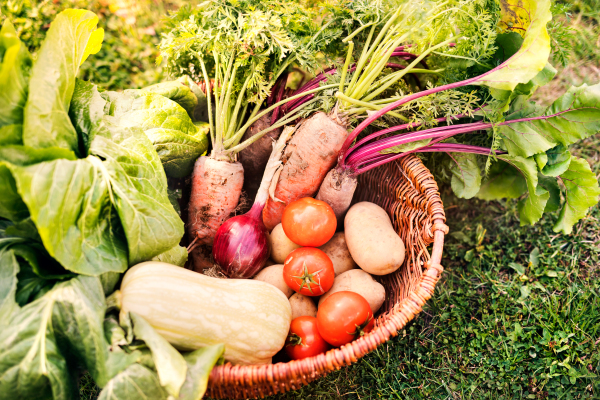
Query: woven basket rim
[{"left": 206, "top": 154, "right": 447, "bottom": 399}]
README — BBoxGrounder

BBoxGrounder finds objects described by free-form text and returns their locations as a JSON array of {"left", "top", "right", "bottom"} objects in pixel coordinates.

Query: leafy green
[
  {"left": 474, "top": 0, "right": 552, "bottom": 91},
  {"left": 539, "top": 144, "right": 571, "bottom": 176},
  {"left": 130, "top": 312, "right": 187, "bottom": 398},
  {"left": 553, "top": 157, "right": 600, "bottom": 234},
  {"left": 69, "top": 79, "right": 107, "bottom": 152},
  {"left": 447, "top": 152, "right": 482, "bottom": 199},
  {"left": 9, "top": 157, "right": 129, "bottom": 276},
  {"left": 89, "top": 121, "right": 184, "bottom": 265},
  {"left": 151, "top": 245, "right": 188, "bottom": 267},
  {"left": 0, "top": 249, "right": 19, "bottom": 328},
  {"left": 0, "top": 20, "right": 32, "bottom": 144},
  {"left": 0, "top": 163, "right": 28, "bottom": 222},
  {"left": 179, "top": 345, "right": 225, "bottom": 400},
  {"left": 476, "top": 161, "right": 527, "bottom": 200},
  {"left": 142, "top": 80, "right": 198, "bottom": 120},
  {"left": 144, "top": 127, "right": 209, "bottom": 178},
  {"left": 98, "top": 364, "right": 168, "bottom": 400},
  {"left": 22, "top": 9, "right": 104, "bottom": 153},
  {"left": 498, "top": 83, "right": 600, "bottom": 158}
]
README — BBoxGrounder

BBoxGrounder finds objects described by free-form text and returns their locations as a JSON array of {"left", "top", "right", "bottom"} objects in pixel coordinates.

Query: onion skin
[{"left": 212, "top": 204, "right": 270, "bottom": 278}]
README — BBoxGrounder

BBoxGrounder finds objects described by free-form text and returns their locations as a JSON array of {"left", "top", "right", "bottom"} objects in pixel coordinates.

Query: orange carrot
[
  {"left": 262, "top": 111, "right": 348, "bottom": 230},
  {"left": 187, "top": 156, "right": 244, "bottom": 245}
]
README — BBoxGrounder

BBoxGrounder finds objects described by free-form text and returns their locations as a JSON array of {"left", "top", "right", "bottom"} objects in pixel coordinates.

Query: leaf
[
  {"left": 0, "top": 249, "right": 19, "bottom": 328},
  {"left": 9, "top": 157, "right": 129, "bottom": 276},
  {"left": 379, "top": 138, "right": 432, "bottom": 155},
  {"left": 22, "top": 9, "right": 103, "bottom": 153},
  {"left": 0, "top": 20, "right": 32, "bottom": 142},
  {"left": 98, "top": 364, "right": 168, "bottom": 400},
  {"left": 498, "top": 154, "right": 549, "bottom": 225},
  {"left": 519, "top": 284, "right": 532, "bottom": 300},
  {"left": 130, "top": 312, "right": 187, "bottom": 398},
  {"left": 177, "top": 75, "right": 210, "bottom": 123},
  {"left": 142, "top": 80, "right": 199, "bottom": 120},
  {"left": 0, "top": 163, "right": 28, "bottom": 222},
  {"left": 474, "top": 0, "right": 552, "bottom": 91},
  {"left": 538, "top": 174, "right": 561, "bottom": 213},
  {"left": 144, "top": 127, "right": 209, "bottom": 178},
  {"left": 508, "top": 262, "right": 525, "bottom": 275},
  {"left": 89, "top": 121, "right": 184, "bottom": 265},
  {"left": 541, "top": 144, "right": 571, "bottom": 177},
  {"left": 446, "top": 152, "right": 482, "bottom": 199},
  {"left": 152, "top": 245, "right": 188, "bottom": 267},
  {"left": 477, "top": 160, "right": 527, "bottom": 200},
  {"left": 69, "top": 79, "right": 107, "bottom": 152},
  {"left": 179, "top": 344, "right": 225, "bottom": 400},
  {"left": 529, "top": 247, "right": 540, "bottom": 268},
  {"left": 553, "top": 157, "right": 600, "bottom": 234},
  {"left": 50, "top": 276, "right": 136, "bottom": 387}
]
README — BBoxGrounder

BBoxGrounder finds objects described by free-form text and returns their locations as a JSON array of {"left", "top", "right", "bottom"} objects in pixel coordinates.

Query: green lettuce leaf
[
  {"left": 0, "top": 275, "right": 131, "bottom": 400},
  {"left": 447, "top": 152, "right": 482, "bottom": 199},
  {"left": 130, "top": 312, "right": 187, "bottom": 398},
  {"left": 22, "top": 9, "right": 104, "bottom": 153},
  {"left": 0, "top": 163, "right": 28, "bottom": 222},
  {"left": 98, "top": 364, "right": 168, "bottom": 400},
  {"left": 0, "top": 20, "right": 32, "bottom": 144},
  {"left": 145, "top": 127, "right": 209, "bottom": 178},
  {"left": 142, "top": 80, "right": 198, "bottom": 119},
  {"left": 553, "top": 157, "right": 600, "bottom": 234},
  {"left": 0, "top": 249, "right": 19, "bottom": 328},
  {"left": 151, "top": 245, "right": 188, "bottom": 267},
  {"left": 69, "top": 79, "right": 107, "bottom": 152},
  {"left": 89, "top": 121, "right": 184, "bottom": 265},
  {"left": 474, "top": 0, "right": 552, "bottom": 91},
  {"left": 179, "top": 344, "right": 225, "bottom": 400},
  {"left": 9, "top": 157, "right": 129, "bottom": 276}
]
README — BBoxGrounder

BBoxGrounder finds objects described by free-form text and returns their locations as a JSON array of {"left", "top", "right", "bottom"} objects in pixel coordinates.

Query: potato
[
  {"left": 318, "top": 269, "right": 386, "bottom": 313},
  {"left": 253, "top": 265, "right": 294, "bottom": 298},
  {"left": 269, "top": 223, "right": 301, "bottom": 264},
  {"left": 289, "top": 293, "right": 317, "bottom": 319},
  {"left": 319, "top": 232, "right": 357, "bottom": 276},
  {"left": 344, "top": 202, "right": 405, "bottom": 275}
]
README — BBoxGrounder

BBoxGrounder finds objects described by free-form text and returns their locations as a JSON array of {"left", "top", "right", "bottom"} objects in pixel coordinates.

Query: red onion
[
  {"left": 212, "top": 204, "right": 270, "bottom": 278},
  {"left": 212, "top": 126, "right": 295, "bottom": 278}
]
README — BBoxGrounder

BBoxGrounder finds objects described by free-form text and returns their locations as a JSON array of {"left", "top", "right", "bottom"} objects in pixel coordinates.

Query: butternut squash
[{"left": 119, "top": 262, "right": 292, "bottom": 365}]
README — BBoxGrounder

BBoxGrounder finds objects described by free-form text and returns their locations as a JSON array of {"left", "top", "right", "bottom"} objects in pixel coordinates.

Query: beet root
[{"left": 316, "top": 168, "right": 358, "bottom": 222}]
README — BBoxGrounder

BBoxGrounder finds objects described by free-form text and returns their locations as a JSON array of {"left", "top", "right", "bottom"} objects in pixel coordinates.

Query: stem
[
  {"left": 198, "top": 56, "right": 215, "bottom": 145},
  {"left": 335, "top": 92, "right": 408, "bottom": 121},
  {"left": 343, "top": 20, "right": 378, "bottom": 43},
  {"left": 225, "top": 83, "right": 341, "bottom": 149},
  {"left": 224, "top": 71, "right": 251, "bottom": 141},
  {"left": 339, "top": 41, "right": 354, "bottom": 94},
  {"left": 363, "top": 36, "right": 456, "bottom": 102}
]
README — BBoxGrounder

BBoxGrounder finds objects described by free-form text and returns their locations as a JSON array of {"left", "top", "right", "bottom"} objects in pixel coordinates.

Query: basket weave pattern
[{"left": 206, "top": 155, "right": 448, "bottom": 399}]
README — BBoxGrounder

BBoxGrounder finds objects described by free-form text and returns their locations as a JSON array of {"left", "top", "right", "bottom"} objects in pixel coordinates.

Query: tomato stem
[
  {"left": 291, "top": 262, "right": 323, "bottom": 294},
  {"left": 286, "top": 333, "right": 304, "bottom": 347},
  {"left": 348, "top": 315, "right": 373, "bottom": 338}
]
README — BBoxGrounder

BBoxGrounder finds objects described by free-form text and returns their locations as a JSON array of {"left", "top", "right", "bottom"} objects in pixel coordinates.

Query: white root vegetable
[
  {"left": 289, "top": 293, "right": 317, "bottom": 320},
  {"left": 253, "top": 264, "right": 294, "bottom": 298},
  {"left": 318, "top": 269, "right": 386, "bottom": 313},
  {"left": 268, "top": 223, "right": 301, "bottom": 264},
  {"left": 318, "top": 232, "right": 357, "bottom": 276},
  {"left": 344, "top": 202, "right": 405, "bottom": 275}
]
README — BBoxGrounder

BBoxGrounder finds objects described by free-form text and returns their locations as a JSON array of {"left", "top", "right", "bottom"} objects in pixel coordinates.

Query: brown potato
[
  {"left": 344, "top": 202, "right": 405, "bottom": 275},
  {"left": 268, "top": 223, "right": 301, "bottom": 264},
  {"left": 289, "top": 293, "right": 317, "bottom": 319},
  {"left": 253, "top": 264, "right": 294, "bottom": 298},
  {"left": 319, "top": 232, "right": 357, "bottom": 276},
  {"left": 318, "top": 269, "right": 385, "bottom": 313}
]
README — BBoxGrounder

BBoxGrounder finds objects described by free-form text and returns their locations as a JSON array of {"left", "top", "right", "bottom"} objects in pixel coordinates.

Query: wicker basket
[{"left": 206, "top": 154, "right": 448, "bottom": 399}]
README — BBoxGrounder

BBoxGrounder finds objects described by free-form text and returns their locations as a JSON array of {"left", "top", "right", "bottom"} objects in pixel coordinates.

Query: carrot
[
  {"left": 187, "top": 156, "right": 244, "bottom": 245},
  {"left": 238, "top": 112, "right": 282, "bottom": 202},
  {"left": 262, "top": 111, "right": 348, "bottom": 230}
]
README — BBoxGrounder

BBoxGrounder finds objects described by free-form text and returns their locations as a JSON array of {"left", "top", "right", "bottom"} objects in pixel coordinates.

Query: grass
[{"left": 2, "top": 0, "right": 598, "bottom": 398}]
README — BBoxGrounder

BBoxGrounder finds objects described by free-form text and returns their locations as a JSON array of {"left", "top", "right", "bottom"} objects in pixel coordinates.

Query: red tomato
[
  {"left": 283, "top": 247, "right": 334, "bottom": 296},
  {"left": 316, "top": 291, "right": 374, "bottom": 347},
  {"left": 281, "top": 198, "right": 336, "bottom": 247},
  {"left": 285, "top": 316, "right": 331, "bottom": 360}
]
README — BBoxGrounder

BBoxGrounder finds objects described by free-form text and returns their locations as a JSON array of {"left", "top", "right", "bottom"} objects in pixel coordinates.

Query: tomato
[
  {"left": 285, "top": 316, "right": 331, "bottom": 360},
  {"left": 281, "top": 197, "right": 336, "bottom": 247},
  {"left": 316, "top": 291, "right": 374, "bottom": 347},
  {"left": 283, "top": 247, "right": 334, "bottom": 296}
]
